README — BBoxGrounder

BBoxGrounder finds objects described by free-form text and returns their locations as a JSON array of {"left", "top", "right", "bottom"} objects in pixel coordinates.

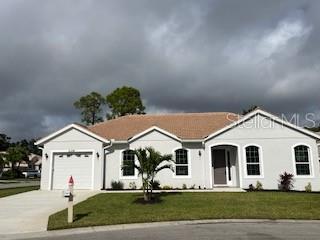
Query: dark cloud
[{"left": 1, "top": 0, "right": 320, "bottom": 140}]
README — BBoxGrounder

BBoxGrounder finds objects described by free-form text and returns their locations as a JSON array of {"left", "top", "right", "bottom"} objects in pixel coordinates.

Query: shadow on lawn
[
  {"left": 133, "top": 192, "right": 182, "bottom": 205},
  {"left": 74, "top": 212, "right": 91, "bottom": 221}
]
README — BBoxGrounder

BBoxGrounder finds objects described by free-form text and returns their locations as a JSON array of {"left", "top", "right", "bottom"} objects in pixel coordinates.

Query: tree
[
  {"left": 106, "top": 86, "right": 145, "bottom": 119},
  {"left": 74, "top": 92, "right": 106, "bottom": 125},
  {"left": 0, "top": 133, "right": 11, "bottom": 151},
  {"left": 242, "top": 105, "right": 259, "bottom": 115},
  {"left": 6, "top": 146, "right": 29, "bottom": 173},
  {"left": 14, "top": 139, "right": 42, "bottom": 155},
  {"left": 124, "top": 147, "right": 173, "bottom": 202},
  {"left": 0, "top": 152, "right": 6, "bottom": 175}
]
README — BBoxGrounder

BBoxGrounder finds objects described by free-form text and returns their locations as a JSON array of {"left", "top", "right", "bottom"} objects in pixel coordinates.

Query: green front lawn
[
  {"left": 0, "top": 186, "right": 39, "bottom": 198},
  {"left": 48, "top": 192, "right": 320, "bottom": 230}
]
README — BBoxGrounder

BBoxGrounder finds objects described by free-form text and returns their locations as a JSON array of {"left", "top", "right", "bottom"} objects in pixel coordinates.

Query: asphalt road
[
  {"left": 0, "top": 179, "right": 40, "bottom": 189},
  {"left": 29, "top": 222, "right": 320, "bottom": 240}
]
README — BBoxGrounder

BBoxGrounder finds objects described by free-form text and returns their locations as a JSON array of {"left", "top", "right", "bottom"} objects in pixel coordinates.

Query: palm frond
[{"left": 155, "top": 164, "right": 173, "bottom": 173}]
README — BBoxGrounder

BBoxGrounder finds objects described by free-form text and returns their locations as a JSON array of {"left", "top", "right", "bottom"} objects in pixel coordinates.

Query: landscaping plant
[
  {"left": 305, "top": 182, "right": 312, "bottom": 193},
  {"left": 129, "top": 182, "right": 137, "bottom": 190},
  {"left": 248, "top": 184, "right": 255, "bottom": 191},
  {"left": 278, "top": 172, "right": 294, "bottom": 191},
  {"left": 152, "top": 180, "right": 161, "bottom": 190},
  {"left": 255, "top": 181, "right": 263, "bottom": 191},
  {"left": 111, "top": 180, "right": 124, "bottom": 190},
  {"left": 123, "top": 147, "right": 173, "bottom": 202}
]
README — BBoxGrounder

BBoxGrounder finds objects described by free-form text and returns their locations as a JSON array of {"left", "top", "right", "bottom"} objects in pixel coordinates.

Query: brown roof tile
[{"left": 88, "top": 112, "right": 240, "bottom": 141}]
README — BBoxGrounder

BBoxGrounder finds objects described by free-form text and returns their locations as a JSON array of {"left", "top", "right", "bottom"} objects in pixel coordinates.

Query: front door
[{"left": 212, "top": 149, "right": 227, "bottom": 185}]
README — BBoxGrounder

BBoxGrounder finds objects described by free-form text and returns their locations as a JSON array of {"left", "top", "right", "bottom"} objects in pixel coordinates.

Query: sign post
[{"left": 67, "top": 175, "right": 74, "bottom": 224}]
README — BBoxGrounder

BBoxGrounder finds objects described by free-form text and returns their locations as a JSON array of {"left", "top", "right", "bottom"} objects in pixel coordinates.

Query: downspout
[
  {"left": 101, "top": 140, "right": 113, "bottom": 190},
  {"left": 202, "top": 141, "right": 206, "bottom": 189}
]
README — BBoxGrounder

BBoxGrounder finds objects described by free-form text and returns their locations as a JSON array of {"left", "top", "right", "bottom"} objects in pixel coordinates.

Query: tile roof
[{"left": 88, "top": 112, "right": 240, "bottom": 141}]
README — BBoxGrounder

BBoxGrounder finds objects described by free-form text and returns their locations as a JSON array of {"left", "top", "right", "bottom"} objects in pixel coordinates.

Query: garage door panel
[{"left": 52, "top": 152, "right": 92, "bottom": 190}]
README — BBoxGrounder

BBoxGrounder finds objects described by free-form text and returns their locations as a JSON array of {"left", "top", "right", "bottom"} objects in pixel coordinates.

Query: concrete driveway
[{"left": 0, "top": 190, "right": 99, "bottom": 234}]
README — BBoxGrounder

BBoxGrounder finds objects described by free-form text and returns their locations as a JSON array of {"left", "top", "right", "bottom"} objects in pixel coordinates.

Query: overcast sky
[{"left": 1, "top": 0, "right": 320, "bottom": 140}]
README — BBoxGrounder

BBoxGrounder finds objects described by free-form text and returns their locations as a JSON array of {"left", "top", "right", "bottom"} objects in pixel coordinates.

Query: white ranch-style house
[{"left": 36, "top": 109, "right": 320, "bottom": 191}]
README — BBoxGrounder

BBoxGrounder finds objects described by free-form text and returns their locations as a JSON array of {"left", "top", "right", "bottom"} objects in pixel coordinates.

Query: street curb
[{"left": 2, "top": 219, "right": 320, "bottom": 240}]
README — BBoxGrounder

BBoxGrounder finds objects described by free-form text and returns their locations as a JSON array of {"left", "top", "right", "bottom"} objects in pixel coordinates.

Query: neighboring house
[
  {"left": 1, "top": 152, "right": 42, "bottom": 172},
  {"left": 28, "top": 153, "right": 42, "bottom": 171},
  {"left": 36, "top": 109, "right": 320, "bottom": 191}
]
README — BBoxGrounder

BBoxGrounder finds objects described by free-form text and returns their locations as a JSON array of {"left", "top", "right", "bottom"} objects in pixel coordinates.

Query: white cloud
[
  {"left": 224, "top": 18, "right": 312, "bottom": 64},
  {"left": 258, "top": 19, "right": 311, "bottom": 58}
]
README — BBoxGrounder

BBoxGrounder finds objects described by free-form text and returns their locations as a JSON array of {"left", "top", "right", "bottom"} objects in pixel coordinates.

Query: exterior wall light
[
  {"left": 96, "top": 152, "right": 100, "bottom": 158},
  {"left": 45, "top": 153, "right": 48, "bottom": 159}
]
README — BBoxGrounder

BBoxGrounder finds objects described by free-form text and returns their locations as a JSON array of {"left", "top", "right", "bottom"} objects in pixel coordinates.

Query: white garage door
[{"left": 52, "top": 152, "right": 93, "bottom": 190}]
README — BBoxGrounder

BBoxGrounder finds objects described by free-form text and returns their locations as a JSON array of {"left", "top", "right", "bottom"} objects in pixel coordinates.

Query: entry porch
[{"left": 210, "top": 144, "right": 241, "bottom": 188}]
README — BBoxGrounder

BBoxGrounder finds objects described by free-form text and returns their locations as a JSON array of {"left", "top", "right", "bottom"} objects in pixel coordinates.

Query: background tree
[
  {"left": 106, "top": 86, "right": 145, "bottom": 119},
  {"left": 0, "top": 133, "right": 11, "bottom": 151},
  {"left": 242, "top": 105, "right": 259, "bottom": 115},
  {"left": 124, "top": 147, "right": 173, "bottom": 202},
  {"left": 305, "top": 122, "right": 320, "bottom": 132},
  {"left": 74, "top": 92, "right": 106, "bottom": 125},
  {"left": 0, "top": 152, "right": 6, "bottom": 175},
  {"left": 6, "top": 145, "right": 29, "bottom": 175},
  {"left": 14, "top": 139, "right": 42, "bottom": 155}
]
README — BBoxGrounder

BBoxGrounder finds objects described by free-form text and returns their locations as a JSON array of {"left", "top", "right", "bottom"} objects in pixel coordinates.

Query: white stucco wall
[
  {"left": 205, "top": 114, "right": 320, "bottom": 191},
  {"left": 105, "top": 130, "right": 205, "bottom": 189},
  {"left": 41, "top": 128, "right": 104, "bottom": 190}
]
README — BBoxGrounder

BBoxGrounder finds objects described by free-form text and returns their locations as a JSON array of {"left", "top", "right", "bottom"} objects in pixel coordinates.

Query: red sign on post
[{"left": 68, "top": 175, "right": 74, "bottom": 186}]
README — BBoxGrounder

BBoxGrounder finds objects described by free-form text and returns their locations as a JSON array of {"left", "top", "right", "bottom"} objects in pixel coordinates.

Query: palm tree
[{"left": 124, "top": 147, "right": 173, "bottom": 201}]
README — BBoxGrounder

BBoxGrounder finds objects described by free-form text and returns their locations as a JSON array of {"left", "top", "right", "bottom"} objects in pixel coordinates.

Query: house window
[
  {"left": 294, "top": 145, "right": 311, "bottom": 175},
  {"left": 175, "top": 149, "right": 189, "bottom": 176},
  {"left": 245, "top": 146, "right": 261, "bottom": 176},
  {"left": 122, "top": 150, "right": 135, "bottom": 176}
]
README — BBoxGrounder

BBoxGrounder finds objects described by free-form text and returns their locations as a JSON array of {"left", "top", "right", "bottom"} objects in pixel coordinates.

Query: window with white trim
[
  {"left": 245, "top": 146, "right": 261, "bottom": 176},
  {"left": 175, "top": 149, "right": 188, "bottom": 176},
  {"left": 294, "top": 145, "right": 311, "bottom": 175},
  {"left": 122, "top": 150, "right": 135, "bottom": 176}
]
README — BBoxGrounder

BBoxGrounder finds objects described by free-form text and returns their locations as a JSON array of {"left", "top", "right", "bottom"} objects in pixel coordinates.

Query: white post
[{"left": 67, "top": 176, "right": 74, "bottom": 223}]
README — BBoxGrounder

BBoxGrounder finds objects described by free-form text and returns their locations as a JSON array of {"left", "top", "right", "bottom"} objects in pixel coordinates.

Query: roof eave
[
  {"left": 204, "top": 109, "right": 320, "bottom": 142},
  {"left": 180, "top": 139, "right": 203, "bottom": 143},
  {"left": 35, "top": 123, "right": 110, "bottom": 146}
]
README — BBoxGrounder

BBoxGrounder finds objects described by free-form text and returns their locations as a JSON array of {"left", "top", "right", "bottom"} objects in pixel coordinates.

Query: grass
[
  {"left": 0, "top": 186, "right": 39, "bottom": 198},
  {"left": 48, "top": 191, "right": 320, "bottom": 230}
]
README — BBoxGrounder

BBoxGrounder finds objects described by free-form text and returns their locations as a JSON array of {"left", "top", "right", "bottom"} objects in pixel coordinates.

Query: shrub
[
  {"left": 111, "top": 180, "right": 124, "bottom": 190},
  {"left": 1, "top": 169, "right": 24, "bottom": 179},
  {"left": 305, "top": 182, "right": 312, "bottom": 193},
  {"left": 162, "top": 185, "right": 172, "bottom": 190},
  {"left": 248, "top": 184, "right": 255, "bottom": 191},
  {"left": 152, "top": 180, "right": 161, "bottom": 190},
  {"left": 278, "top": 172, "right": 294, "bottom": 191},
  {"left": 182, "top": 184, "right": 187, "bottom": 190},
  {"left": 255, "top": 181, "right": 263, "bottom": 191},
  {"left": 129, "top": 182, "right": 136, "bottom": 190},
  {"left": 189, "top": 184, "right": 196, "bottom": 189}
]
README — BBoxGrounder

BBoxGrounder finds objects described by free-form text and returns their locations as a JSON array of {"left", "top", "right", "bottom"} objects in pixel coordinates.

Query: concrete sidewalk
[{"left": 0, "top": 190, "right": 99, "bottom": 235}]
